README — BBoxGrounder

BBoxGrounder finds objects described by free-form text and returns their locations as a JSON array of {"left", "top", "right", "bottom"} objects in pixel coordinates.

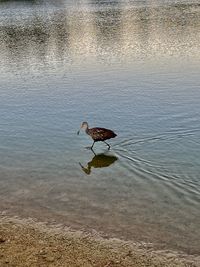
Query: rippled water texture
[{"left": 0, "top": 0, "right": 200, "bottom": 254}]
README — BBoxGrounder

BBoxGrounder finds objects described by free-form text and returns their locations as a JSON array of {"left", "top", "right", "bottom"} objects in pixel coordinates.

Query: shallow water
[{"left": 0, "top": 0, "right": 200, "bottom": 254}]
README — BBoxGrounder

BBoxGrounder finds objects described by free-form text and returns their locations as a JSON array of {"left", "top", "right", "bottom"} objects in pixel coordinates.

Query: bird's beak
[{"left": 77, "top": 130, "right": 80, "bottom": 135}]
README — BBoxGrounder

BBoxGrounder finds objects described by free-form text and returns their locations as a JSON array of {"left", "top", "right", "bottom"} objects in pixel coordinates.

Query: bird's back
[{"left": 88, "top": 127, "right": 117, "bottom": 141}]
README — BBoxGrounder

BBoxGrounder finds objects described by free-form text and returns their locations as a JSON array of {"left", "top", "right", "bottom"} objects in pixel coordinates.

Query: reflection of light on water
[{"left": 0, "top": 1, "right": 200, "bottom": 77}]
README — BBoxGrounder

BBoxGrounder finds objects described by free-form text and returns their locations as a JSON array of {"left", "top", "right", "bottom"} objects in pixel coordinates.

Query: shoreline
[{"left": 0, "top": 215, "right": 199, "bottom": 267}]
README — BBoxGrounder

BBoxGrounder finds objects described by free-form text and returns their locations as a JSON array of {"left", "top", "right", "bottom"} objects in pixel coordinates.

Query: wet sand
[{"left": 0, "top": 215, "right": 199, "bottom": 267}]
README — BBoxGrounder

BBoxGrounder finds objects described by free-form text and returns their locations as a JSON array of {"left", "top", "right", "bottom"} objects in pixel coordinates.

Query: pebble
[
  {"left": 0, "top": 237, "right": 6, "bottom": 243},
  {"left": 46, "top": 256, "right": 55, "bottom": 262}
]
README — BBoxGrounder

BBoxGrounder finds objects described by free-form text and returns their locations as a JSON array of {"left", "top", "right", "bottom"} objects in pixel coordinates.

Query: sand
[{"left": 0, "top": 215, "right": 199, "bottom": 267}]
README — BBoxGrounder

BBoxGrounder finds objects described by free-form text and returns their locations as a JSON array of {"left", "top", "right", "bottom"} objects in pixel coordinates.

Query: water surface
[{"left": 0, "top": 0, "right": 200, "bottom": 254}]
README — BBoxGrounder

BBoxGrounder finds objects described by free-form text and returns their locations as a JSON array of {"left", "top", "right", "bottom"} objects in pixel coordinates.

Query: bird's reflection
[{"left": 79, "top": 152, "right": 118, "bottom": 175}]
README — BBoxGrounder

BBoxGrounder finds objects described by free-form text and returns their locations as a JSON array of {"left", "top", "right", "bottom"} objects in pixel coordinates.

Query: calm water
[{"left": 0, "top": 0, "right": 200, "bottom": 254}]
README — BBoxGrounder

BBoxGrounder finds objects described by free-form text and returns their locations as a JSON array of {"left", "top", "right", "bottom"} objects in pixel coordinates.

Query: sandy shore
[{"left": 0, "top": 215, "right": 199, "bottom": 267}]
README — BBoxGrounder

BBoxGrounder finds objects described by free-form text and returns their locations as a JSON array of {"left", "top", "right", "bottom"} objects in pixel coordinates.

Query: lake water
[{"left": 0, "top": 0, "right": 200, "bottom": 254}]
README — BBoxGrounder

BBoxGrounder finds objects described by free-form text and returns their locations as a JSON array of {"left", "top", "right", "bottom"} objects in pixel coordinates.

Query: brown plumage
[{"left": 77, "top": 122, "right": 117, "bottom": 150}]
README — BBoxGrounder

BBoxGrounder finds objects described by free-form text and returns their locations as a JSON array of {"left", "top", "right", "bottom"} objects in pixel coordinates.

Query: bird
[{"left": 77, "top": 121, "right": 117, "bottom": 150}]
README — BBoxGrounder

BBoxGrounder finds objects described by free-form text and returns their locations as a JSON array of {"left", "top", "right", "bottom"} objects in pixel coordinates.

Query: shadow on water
[{"left": 79, "top": 152, "right": 118, "bottom": 175}]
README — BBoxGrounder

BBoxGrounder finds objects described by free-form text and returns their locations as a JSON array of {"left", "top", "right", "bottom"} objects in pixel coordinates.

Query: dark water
[{"left": 0, "top": 0, "right": 200, "bottom": 254}]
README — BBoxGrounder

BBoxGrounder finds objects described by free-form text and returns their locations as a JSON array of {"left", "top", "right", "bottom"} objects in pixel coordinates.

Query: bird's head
[{"left": 77, "top": 121, "right": 89, "bottom": 135}]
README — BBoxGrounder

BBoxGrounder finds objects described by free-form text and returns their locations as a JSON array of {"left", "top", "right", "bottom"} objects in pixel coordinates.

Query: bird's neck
[{"left": 85, "top": 125, "right": 89, "bottom": 135}]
